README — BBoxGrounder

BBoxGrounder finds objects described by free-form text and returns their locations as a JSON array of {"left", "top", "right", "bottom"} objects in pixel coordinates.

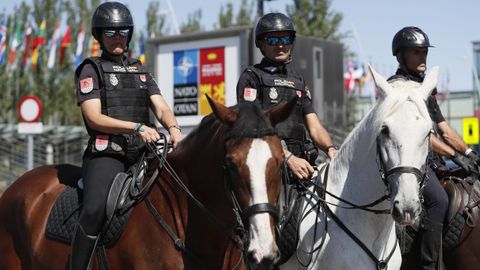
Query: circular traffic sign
[{"left": 18, "top": 96, "right": 43, "bottom": 123}]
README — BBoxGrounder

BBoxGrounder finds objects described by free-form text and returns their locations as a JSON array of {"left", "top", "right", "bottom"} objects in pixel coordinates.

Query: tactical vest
[
  {"left": 76, "top": 57, "right": 150, "bottom": 158},
  {"left": 248, "top": 65, "right": 306, "bottom": 149},
  {"left": 76, "top": 57, "right": 150, "bottom": 124}
]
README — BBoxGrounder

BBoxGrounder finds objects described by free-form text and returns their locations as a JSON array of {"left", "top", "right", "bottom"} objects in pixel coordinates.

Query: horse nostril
[{"left": 392, "top": 201, "right": 401, "bottom": 217}]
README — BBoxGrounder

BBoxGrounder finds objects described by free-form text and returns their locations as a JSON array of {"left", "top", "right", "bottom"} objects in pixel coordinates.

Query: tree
[
  {"left": 146, "top": 1, "right": 167, "bottom": 38},
  {"left": 180, "top": 9, "right": 203, "bottom": 34},
  {"left": 217, "top": 0, "right": 255, "bottom": 29},
  {"left": 287, "top": 0, "right": 347, "bottom": 42}
]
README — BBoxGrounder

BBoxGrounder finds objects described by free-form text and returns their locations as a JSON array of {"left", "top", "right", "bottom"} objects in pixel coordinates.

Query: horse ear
[
  {"left": 369, "top": 64, "right": 393, "bottom": 98},
  {"left": 265, "top": 96, "right": 298, "bottom": 126},
  {"left": 206, "top": 94, "right": 237, "bottom": 125},
  {"left": 419, "top": 66, "right": 439, "bottom": 100}
]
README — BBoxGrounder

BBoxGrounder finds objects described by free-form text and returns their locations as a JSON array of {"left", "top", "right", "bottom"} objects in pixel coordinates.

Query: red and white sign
[{"left": 18, "top": 95, "right": 43, "bottom": 123}]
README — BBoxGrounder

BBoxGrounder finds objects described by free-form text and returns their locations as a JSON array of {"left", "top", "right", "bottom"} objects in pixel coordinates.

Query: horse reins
[
  {"left": 141, "top": 127, "right": 282, "bottom": 269},
  {"left": 295, "top": 134, "right": 431, "bottom": 269}
]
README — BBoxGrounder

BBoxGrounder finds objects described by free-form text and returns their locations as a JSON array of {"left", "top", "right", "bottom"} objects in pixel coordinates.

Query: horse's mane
[{"left": 340, "top": 79, "right": 431, "bottom": 153}]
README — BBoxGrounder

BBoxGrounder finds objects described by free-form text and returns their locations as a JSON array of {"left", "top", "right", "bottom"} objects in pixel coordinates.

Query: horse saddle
[
  {"left": 45, "top": 161, "right": 152, "bottom": 247},
  {"left": 397, "top": 173, "right": 480, "bottom": 254}
]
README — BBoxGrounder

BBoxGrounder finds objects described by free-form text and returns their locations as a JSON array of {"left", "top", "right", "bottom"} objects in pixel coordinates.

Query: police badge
[
  {"left": 269, "top": 87, "right": 278, "bottom": 100},
  {"left": 109, "top": 74, "right": 119, "bottom": 86}
]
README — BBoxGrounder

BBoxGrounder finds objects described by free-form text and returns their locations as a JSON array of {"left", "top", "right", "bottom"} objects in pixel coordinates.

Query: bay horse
[
  {"left": 281, "top": 66, "right": 438, "bottom": 270},
  {"left": 401, "top": 175, "right": 480, "bottom": 270},
  {"left": 0, "top": 96, "right": 296, "bottom": 270}
]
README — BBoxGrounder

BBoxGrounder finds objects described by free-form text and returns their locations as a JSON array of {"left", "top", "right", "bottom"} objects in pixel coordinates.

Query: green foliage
[
  {"left": 146, "top": 1, "right": 167, "bottom": 38},
  {"left": 180, "top": 9, "right": 203, "bottom": 33},
  {"left": 217, "top": 0, "right": 255, "bottom": 29},
  {"left": 287, "top": 0, "right": 348, "bottom": 42}
]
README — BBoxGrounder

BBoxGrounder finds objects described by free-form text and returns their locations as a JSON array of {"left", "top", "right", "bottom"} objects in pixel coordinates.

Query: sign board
[
  {"left": 462, "top": 117, "right": 479, "bottom": 145},
  {"left": 18, "top": 95, "right": 43, "bottom": 123},
  {"left": 18, "top": 122, "right": 43, "bottom": 134},
  {"left": 156, "top": 36, "right": 241, "bottom": 127}
]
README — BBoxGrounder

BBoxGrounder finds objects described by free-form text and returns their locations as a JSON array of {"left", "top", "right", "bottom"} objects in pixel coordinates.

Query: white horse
[{"left": 281, "top": 66, "right": 438, "bottom": 270}]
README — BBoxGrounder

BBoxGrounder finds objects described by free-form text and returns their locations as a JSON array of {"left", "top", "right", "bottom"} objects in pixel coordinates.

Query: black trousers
[
  {"left": 422, "top": 168, "right": 448, "bottom": 224},
  {"left": 79, "top": 153, "right": 128, "bottom": 235}
]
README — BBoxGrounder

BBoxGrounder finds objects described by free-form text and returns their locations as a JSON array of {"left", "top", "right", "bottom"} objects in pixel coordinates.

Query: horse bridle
[
  {"left": 376, "top": 134, "right": 431, "bottom": 200},
  {"left": 223, "top": 127, "right": 280, "bottom": 246}
]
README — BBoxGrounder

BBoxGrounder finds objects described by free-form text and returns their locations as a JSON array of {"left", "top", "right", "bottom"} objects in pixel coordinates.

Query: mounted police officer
[
  {"left": 236, "top": 13, "right": 336, "bottom": 181},
  {"left": 71, "top": 2, "right": 183, "bottom": 269},
  {"left": 389, "top": 26, "right": 480, "bottom": 270}
]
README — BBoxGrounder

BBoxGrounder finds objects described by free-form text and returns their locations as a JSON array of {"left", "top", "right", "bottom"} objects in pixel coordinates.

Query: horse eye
[{"left": 381, "top": 126, "right": 389, "bottom": 136}]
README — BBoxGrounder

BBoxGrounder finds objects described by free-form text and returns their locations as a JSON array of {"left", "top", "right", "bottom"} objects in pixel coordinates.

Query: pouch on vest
[{"left": 88, "top": 135, "right": 128, "bottom": 157}]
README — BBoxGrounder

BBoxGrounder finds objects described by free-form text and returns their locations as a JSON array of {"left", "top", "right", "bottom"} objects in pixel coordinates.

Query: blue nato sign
[{"left": 173, "top": 49, "right": 199, "bottom": 116}]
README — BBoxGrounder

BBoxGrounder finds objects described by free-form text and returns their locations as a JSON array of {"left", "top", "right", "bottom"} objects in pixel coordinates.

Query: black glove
[
  {"left": 451, "top": 152, "right": 477, "bottom": 173},
  {"left": 467, "top": 150, "right": 480, "bottom": 166}
]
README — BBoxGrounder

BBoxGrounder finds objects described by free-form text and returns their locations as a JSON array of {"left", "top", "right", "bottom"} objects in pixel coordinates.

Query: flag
[
  {"left": 139, "top": 33, "right": 145, "bottom": 64},
  {"left": 21, "top": 23, "right": 32, "bottom": 67},
  {"left": 31, "top": 19, "right": 46, "bottom": 68},
  {"left": 8, "top": 20, "right": 21, "bottom": 69},
  {"left": 59, "top": 25, "right": 71, "bottom": 65},
  {"left": 90, "top": 37, "right": 100, "bottom": 57},
  {"left": 74, "top": 26, "right": 85, "bottom": 68},
  {"left": 0, "top": 17, "right": 7, "bottom": 65},
  {"left": 343, "top": 59, "right": 363, "bottom": 94},
  {"left": 47, "top": 21, "right": 61, "bottom": 68}
]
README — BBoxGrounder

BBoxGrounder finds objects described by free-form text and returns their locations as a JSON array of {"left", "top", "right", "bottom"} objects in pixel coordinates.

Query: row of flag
[
  {"left": 344, "top": 59, "right": 372, "bottom": 95},
  {"left": 0, "top": 16, "right": 146, "bottom": 72}
]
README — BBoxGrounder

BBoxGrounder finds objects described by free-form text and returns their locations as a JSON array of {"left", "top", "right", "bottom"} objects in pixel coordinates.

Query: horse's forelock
[
  {"left": 373, "top": 86, "right": 430, "bottom": 137},
  {"left": 229, "top": 102, "right": 270, "bottom": 139}
]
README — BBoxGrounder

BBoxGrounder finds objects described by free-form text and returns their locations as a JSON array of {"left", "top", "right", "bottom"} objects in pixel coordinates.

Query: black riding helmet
[
  {"left": 92, "top": 2, "right": 134, "bottom": 51},
  {"left": 255, "top": 13, "right": 296, "bottom": 48},
  {"left": 392, "top": 26, "right": 434, "bottom": 56}
]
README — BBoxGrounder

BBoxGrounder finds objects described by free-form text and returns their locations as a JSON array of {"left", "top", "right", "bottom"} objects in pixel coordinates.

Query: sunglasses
[
  {"left": 103, "top": 28, "right": 130, "bottom": 38},
  {"left": 264, "top": 36, "right": 294, "bottom": 46}
]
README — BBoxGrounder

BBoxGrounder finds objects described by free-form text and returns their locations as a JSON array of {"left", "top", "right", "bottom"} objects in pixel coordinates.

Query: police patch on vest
[
  {"left": 80, "top": 77, "right": 93, "bottom": 94},
  {"left": 95, "top": 135, "right": 109, "bottom": 151},
  {"left": 274, "top": 79, "right": 295, "bottom": 88},
  {"left": 110, "top": 74, "right": 119, "bottom": 86},
  {"left": 269, "top": 87, "right": 278, "bottom": 100},
  {"left": 139, "top": 74, "right": 146, "bottom": 82},
  {"left": 243, "top": 87, "right": 257, "bottom": 102}
]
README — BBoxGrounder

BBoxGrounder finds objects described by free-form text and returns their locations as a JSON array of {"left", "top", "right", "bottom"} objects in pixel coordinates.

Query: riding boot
[
  {"left": 69, "top": 224, "right": 99, "bottom": 270},
  {"left": 419, "top": 218, "right": 444, "bottom": 270}
]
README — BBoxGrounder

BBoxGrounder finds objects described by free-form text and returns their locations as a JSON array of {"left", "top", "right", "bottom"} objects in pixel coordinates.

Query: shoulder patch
[
  {"left": 243, "top": 87, "right": 257, "bottom": 102},
  {"left": 80, "top": 77, "right": 94, "bottom": 94},
  {"left": 305, "top": 85, "right": 312, "bottom": 99}
]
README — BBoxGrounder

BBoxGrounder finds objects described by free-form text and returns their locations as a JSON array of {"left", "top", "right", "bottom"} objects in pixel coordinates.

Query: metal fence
[
  {"left": 0, "top": 121, "right": 349, "bottom": 193},
  {"left": 0, "top": 125, "right": 89, "bottom": 190}
]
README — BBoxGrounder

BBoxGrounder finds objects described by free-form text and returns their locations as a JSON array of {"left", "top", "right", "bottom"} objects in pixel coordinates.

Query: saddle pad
[{"left": 45, "top": 186, "right": 133, "bottom": 247}]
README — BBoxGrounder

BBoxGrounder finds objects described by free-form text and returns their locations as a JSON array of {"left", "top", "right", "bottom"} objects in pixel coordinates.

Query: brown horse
[
  {"left": 401, "top": 172, "right": 480, "bottom": 270},
  {"left": 0, "top": 97, "right": 296, "bottom": 270}
]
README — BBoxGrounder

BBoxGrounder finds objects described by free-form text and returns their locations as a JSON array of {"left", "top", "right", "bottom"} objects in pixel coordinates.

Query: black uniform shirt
[
  {"left": 236, "top": 58, "right": 315, "bottom": 116},
  {"left": 388, "top": 68, "right": 445, "bottom": 124},
  {"left": 76, "top": 56, "right": 161, "bottom": 106}
]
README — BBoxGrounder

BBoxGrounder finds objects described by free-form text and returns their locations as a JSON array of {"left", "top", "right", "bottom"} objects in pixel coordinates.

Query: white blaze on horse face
[{"left": 245, "top": 138, "right": 277, "bottom": 264}]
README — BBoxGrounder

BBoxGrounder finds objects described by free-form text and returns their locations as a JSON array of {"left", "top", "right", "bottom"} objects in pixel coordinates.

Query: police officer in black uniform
[
  {"left": 71, "top": 2, "right": 183, "bottom": 269},
  {"left": 237, "top": 13, "right": 336, "bottom": 181},
  {"left": 389, "top": 26, "right": 480, "bottom": 270}
]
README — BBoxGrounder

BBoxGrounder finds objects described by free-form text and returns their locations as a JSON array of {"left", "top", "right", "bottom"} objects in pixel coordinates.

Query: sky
[{"left": 2, "top": 0, "right": 480, "bottom": 92}]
